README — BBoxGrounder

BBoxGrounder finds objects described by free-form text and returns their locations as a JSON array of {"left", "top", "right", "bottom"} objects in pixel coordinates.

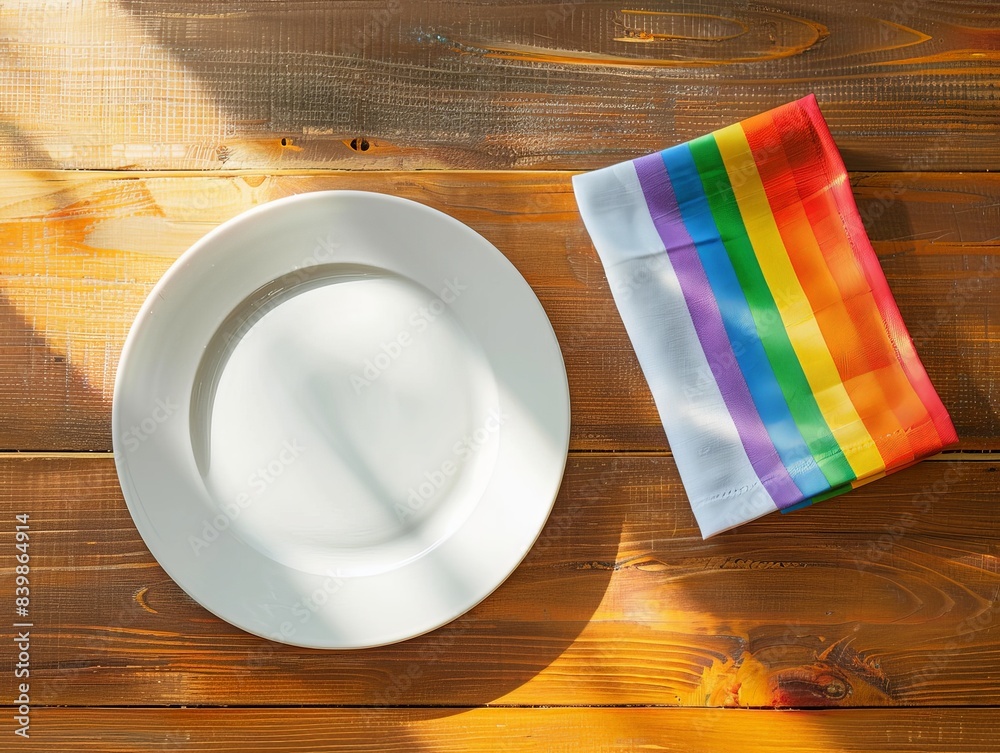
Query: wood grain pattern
[
  {"left": 2, "top": 455, "right": 997, "bottom": 707},
  {"left": 12, "top": 707, "right": 1000, "bottom": 752},
  {"left": 0, "top": 1, "right": 997, "bottom": 171},
  {"left": 0, "top": 170, "right": 996, "bottom": 452},
  {"left": 0, "top": 3, "right": 997, "bottom": 744}
]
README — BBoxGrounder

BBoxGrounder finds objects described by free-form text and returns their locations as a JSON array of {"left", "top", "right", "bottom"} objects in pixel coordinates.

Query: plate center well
[{"left": 190, "top": 265, "right": 500, "bottom": 576}]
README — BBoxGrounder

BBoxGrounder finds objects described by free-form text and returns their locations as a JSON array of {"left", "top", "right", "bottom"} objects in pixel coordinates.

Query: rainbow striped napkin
[{"left": 573, "top": 94, "right": 957, "bottom": 537}]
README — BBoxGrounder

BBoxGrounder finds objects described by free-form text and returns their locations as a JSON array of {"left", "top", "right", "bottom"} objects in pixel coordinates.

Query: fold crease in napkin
[{"left": 573, "top": 94, "right": 957, "bottom": 538}]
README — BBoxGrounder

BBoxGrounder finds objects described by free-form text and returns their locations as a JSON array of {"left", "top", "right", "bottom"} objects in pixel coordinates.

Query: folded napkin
[{"left": 573, "top": 94, "right": 957, "bottom": 538}]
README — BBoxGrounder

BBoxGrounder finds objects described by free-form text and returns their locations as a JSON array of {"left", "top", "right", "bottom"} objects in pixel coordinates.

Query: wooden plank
[
  {"left": 0, "top": 170, "right": 997, "bottom": 451},
  {"left": 10, "top": 707, "right": 1000, "bottom": 752},
  {"left": 2, "top": 455, "right": 998, "bottom": 707},
  {"left": 0, "top": 2, "right": 997, "bottom": 171}
]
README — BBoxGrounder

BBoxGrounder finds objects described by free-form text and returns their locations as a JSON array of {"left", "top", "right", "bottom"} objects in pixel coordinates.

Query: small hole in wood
[
  {"left": 280, "top": 137, "right": 288, "bottom": 146},
  {"left": 350, "top": 138, "right": 371, "bottom": 152}
]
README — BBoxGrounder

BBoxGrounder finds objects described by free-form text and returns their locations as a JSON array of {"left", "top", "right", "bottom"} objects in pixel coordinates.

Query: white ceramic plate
[{"left": 113, "top": 191, "right": 570, "bottom": 648}]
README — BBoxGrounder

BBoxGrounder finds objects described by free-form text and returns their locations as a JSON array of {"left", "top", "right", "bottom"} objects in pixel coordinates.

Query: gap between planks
[{"left": 0, "top": 450, "right": 994, "bottom": 460}]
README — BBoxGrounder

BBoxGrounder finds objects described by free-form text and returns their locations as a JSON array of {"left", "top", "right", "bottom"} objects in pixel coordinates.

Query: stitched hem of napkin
[{"left": 690, "top": 480, "right": 777, "bottom": 537}]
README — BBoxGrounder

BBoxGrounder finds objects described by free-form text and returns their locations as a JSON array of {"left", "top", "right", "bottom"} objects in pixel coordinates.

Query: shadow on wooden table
[{"left": 0, "top": 292, "right": 109, "bottom": 449}]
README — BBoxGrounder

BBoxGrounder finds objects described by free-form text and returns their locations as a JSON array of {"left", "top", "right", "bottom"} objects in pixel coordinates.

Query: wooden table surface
[{"left": 1, "top": 1, "right": 998, "bottom": 750}]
